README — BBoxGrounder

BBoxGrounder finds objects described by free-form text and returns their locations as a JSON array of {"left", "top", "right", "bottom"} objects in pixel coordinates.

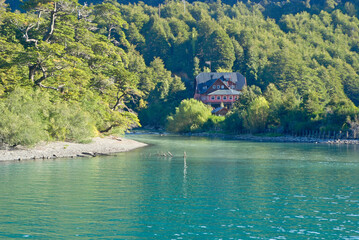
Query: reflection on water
[{"left": 1, "top": 134, "right": 359, "bottom": 239}]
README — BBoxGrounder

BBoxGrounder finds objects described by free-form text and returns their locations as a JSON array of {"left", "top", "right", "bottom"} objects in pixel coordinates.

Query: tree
[
  {"left": 344, "top": 2, "right": 357, "bottom": 17},
  {"left": 201, "top": 29, "right": 235, "bottom": 71},
  {"left": 234, "top": 85, "right": 262, "bottom": 111},
  {"left": 22, "top": 0, "right": 79, "bottom": 42},
  {"left": 244, "top": 96, "right": 270, "bottom": 133},
  {"left": 193, "top": 57, "right": 200, "bottom": 77},
  {"left": 166, "top": 99, "right": 212, "bottom": 133},
  {"left": 93, "top": 2, "right": 128, "bottom": 45},
  {"left": 264, "top": 83, "right": 283, "bottom": 127},
  {"left": 141, "top": 16, "right": 172, "bottom": 64}
]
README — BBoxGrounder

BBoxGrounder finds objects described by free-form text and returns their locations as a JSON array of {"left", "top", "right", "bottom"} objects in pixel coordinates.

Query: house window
[
  {"left": 229, "top": 96, "right": 233, "bottom": 100},
  {"left": 223, "top": 96, "right": 227, "bottom": 100},
  {"left": 217, "top": 85, "right": 220, "bottom": 89},
  {"left": 217, "top": 96, "right": 221, "bottom": 100},
  {"left": 234, "top": 96, "right": 238, "bottom": 100},
  {"left": 213, "top": 86, "right": 216, "bottom": 89},
  {"left": 211, "top": 96, "right": 215, "bottom": 100},
  {"left": 201, "top": 96, "right": 207, "bottom": 101},
  {"left": 221, "top": 85, "right": 224, "bottom": 89}
]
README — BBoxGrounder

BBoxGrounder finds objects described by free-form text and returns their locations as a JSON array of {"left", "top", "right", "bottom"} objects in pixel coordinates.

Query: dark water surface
[{"left": 1, "top": 134, "right": 359, "bottom": 239}]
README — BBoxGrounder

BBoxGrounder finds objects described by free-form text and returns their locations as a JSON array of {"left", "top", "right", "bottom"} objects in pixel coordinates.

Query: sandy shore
[{"left": 0, "top": 137, "right": 147, "bottom": 162}]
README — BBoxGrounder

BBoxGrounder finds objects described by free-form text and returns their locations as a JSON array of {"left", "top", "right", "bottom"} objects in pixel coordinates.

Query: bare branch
[
  {"left": 23, "top": 24, "right": 39, "bottom": 48},
  {"left": 99, "top": 124, "right": 120, "bottom": 133},
  {"left": 108, "top": 26, "right": 115, "bottom": 40},
  {"left": 38, "top": 83, "right": 62, "bottom": 91},
  {"left": 111, "top": 89, "right": 124, "bottom": 110}
]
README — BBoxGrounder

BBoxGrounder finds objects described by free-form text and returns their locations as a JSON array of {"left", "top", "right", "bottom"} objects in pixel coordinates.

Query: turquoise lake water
[{"left": 1, "top": 134, "right": 359, "bottom": 239}]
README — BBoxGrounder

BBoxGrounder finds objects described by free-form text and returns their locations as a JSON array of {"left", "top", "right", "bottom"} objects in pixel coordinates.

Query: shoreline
[
  {"left": 182, "top": 132, "right": 359, "bottom": 144},
  {"left": 0, "top": 136, "right": 148, "bottom": 162}
]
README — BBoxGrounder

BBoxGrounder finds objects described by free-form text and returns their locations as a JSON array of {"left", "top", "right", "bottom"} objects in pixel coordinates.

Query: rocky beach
[
  {"left": 185, "top": 132, "right": 359, "bottom": 144},
  {"left": 0, "top": 137, "right": 147, "bottom": 162}
]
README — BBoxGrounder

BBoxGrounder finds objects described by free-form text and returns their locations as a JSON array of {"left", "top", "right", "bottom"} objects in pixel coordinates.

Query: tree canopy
[{"left": 1, "top": 0, "right": 359, "bottom": 142}]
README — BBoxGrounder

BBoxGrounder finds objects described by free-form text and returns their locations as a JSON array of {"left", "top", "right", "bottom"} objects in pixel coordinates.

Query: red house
[{"left": 194, "top": 72, "right": 246, "bottom": 109}]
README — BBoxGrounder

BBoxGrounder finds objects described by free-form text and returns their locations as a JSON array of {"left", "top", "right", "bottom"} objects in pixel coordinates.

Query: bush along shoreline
[
  {"left": 165, "top": 92, "right": 359, "bottom": 143},
  {"left": 163, "top": 98, "right": 359, "bottom": 144}
]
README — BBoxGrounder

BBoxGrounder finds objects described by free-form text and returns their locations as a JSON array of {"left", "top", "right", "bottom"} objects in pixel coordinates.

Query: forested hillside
[
  {"left": 7, "top": 0, "right": 359, "bottom": 20},
  {"left": 1, "top": 0, "right": 359, "bottom": 145}
]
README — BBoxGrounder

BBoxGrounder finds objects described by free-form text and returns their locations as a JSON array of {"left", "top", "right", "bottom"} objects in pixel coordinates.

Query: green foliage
[
  {"left": 202, "top": 115, "right": 225, "bottom": 131},
  {"left": 166, "top": 99, "right": 212, "bottom": 133},
  {"left": 138, "top": 57, "right": 187, "bottom": 127},
  {"left": 0, "top": 1, "right": 148, "bottom": 145},
  {"left": 2, "top": 0, "right": 359, "bottom": 141},
  {"left": 0, "top": 88, "right": 98, "bottom": 146},
  {"left": 201, "top": 29, "right": 235, "bottom": 71},
  {"left": 46, "top": 101, "right": 95, "bottom": 143},
  {"left": 347, "top": 115, "right": 359, "bottom": 136},
  {"left": 0, "top": 88, "right": 48, "bottom": 146},
  {"left": 243, "top": 96, "right": 270, "bottom": 133}
]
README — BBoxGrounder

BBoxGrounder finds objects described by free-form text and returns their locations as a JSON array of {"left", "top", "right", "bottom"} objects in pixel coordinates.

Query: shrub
[
  {"left": 47, "top": 102, "right": 95, "bottom": 143},
  {"left": 0, "top": 88, "right": 48, "bottom": 146},
  {"left": 203, "top": 115, "right": 225, "bottom": 131},
  {"left": 244, "top": 96, "right": 270, "bottom": 133},
  {"left": 166, "top": 99, "right": 212, "bottom": 133},
  {"left": 0, "top": 88, "right": 96, "bottom": 146}
]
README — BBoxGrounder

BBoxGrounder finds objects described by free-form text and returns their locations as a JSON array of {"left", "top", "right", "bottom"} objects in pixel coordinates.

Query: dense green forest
[
  {"left": 7, "top": 0, "right": 359, "bottom": 20},
  {"left": 1, "top": 0, "right": 359, "bottom": 145}
]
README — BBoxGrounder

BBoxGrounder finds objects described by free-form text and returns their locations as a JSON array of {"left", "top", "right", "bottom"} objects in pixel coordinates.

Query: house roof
[
  {"left": 196, "top": 72, "right": 246, "bottom": 92},
  {"left": 212, "top": 107, "right": 229, "bottom": 115},
  {"left": 197, "top": 78, "right": 217, "bottom": 94},
  {"left": 208, "top": 89, "right": 241, "bottom": 95}
]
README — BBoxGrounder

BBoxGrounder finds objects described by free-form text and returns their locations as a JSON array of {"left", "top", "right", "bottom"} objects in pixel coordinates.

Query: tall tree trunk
[
  {"left": 44, "top": 2, "right": 58, "bottom": 42},
  {"left": 108, "top": 26, "right": 114, "bottom": 40},
  {"left": 28, "top": 64, "right": 37, "bottom": 82}
]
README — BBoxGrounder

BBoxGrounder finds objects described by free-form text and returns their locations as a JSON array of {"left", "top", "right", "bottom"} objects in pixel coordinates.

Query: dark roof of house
[
  {"left": 197, "top": 78, "right": 217, "bottom": 94},
  {"left": 208, "top": 89, "right": 241, "bottom": 95},
  {"left": 196, "top": 72, "right": 246, "bottom": 93}
]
